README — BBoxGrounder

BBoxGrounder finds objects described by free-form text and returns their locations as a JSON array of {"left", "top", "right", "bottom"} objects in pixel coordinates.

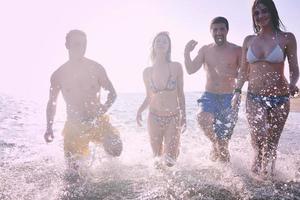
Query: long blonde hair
[{"left": 150, "top": 31, "right": 171, "bottom": 64}]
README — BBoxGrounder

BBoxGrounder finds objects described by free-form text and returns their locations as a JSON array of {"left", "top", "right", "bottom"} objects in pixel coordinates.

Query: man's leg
[
  {"left": 94, "top": 116, "right": 123, "bottom": 157},
  {"left": 217, "top": 139, "right": 230, "bottom": 162},
  {"left": 197, "top": 111, "right": 219, "bottom": 161},
  {"left": 63, "top": 122, "right": 90, "bottom": 169},
  {"left": 103, "top": 132, "right": 123, "bottom": 157},
  {"left": 215, "top": 103, "right": 239, "bottom": 163}
]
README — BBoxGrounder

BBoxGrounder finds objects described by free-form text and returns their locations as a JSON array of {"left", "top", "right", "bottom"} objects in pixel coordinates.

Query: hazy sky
[{"left": 1, "top": 0, "right": 300, "bottom": 100}]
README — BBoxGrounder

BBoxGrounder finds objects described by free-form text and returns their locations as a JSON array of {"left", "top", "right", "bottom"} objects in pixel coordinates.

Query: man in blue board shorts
[{"left": 184, "top": 17, "right": 241, "bottom": 162}]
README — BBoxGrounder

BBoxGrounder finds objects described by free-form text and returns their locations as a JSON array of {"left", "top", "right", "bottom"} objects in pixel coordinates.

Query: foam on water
[{"left": 0, "top": 93, "right": 300, "bottom": 200}]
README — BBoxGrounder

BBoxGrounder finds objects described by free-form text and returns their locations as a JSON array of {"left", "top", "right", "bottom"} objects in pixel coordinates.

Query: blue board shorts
[{"left": 197, "top": 92, "right": 238, "bottom": 139}]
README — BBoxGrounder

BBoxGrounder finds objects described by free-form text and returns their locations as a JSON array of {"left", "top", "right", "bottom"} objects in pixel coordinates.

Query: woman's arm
[
  {"left": 136, "top": 68, "right": 151, "bottom": 126},
  {"left": 286, "top": 32, "right": 299, "bottom": 96}
]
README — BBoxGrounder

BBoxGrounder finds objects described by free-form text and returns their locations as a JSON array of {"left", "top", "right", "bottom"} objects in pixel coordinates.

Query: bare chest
[
  {"left": 59, "top": 69, "right": 100, "bottom": 94},
  {"left": 205, "top": 50, "right": 237, "bottom": 67}
]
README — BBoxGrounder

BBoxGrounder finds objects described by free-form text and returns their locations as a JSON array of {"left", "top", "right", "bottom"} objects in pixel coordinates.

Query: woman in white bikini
[
  {"left": 136, "top": 32, "right": 186, "bottom": 167},
  {"left": 232, "top": 0, "right": 299, "bottom": 177}
]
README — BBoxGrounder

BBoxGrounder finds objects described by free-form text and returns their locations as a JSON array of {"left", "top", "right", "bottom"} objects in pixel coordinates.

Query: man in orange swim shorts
[{"left": 43, "top": 30, "right": 122, "bottom": 166}]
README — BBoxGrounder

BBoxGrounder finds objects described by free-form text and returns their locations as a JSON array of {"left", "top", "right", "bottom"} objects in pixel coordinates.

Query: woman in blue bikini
[
  {"left": 136, "top": 32, "right": 186, "bottom": 167},
  {"left": 232, "top": 0, "right": 299, "bottom": 177}
]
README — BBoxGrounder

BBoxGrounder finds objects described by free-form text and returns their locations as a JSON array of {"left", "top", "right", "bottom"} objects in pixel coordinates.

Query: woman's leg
[
  {"left": 164, "top": 116, "right": 181, "bottom": 167},
  {"left": 148, "top": 113, "right": 164, "bottom": 157},
  {"left": 266, "top": 100, "right": 290, "bottom": 175},
  {"left": 246, "top": 96, "right": 268, "bottom": 175}
]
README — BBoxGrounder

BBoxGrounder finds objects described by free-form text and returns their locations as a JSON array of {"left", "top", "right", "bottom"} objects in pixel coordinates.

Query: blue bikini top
[
  {"left": 246, "top": 32, "right": 284, "bottom": 64},
  {"left": 149, "top": 64, "right": 177, "bottom": 93}
]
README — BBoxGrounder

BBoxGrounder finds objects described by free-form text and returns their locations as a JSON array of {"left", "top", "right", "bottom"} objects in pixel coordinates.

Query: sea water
[{"left": 0, "top": 92, "right": 300, "bottom": 200}]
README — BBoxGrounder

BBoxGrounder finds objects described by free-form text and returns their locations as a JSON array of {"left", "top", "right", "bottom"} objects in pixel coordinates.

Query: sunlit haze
[
  {"left": 1, "top": 0, "right": 299, "bottom": 101},
  {"left": 2, "top": 2, "right": 300, "bottom": 199}
]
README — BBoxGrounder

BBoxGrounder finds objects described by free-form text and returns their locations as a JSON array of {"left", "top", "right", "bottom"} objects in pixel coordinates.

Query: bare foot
[
  {"left": 218, "top": 141, "right": 230, "bottom": 163},
  {"left": 219, "top": 150, "right": 230, "bottom": 163},
  {"left": 154, "top": 157, "right": 166, "bottom": 171}
]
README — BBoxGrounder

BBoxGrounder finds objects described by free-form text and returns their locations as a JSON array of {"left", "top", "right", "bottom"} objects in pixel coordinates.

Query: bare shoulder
[
  {"left": 85, "top": 59, "right": 107, "bottom": 78},
  {"left": 169, "top": 61, "right": 183, "bottom": 74},
  {"left": 143, "top": 66, "right": 152, "bottom": 74},
  {"left": 50, "top": 62, "right": 68, "bottom": 83},
  {"left": 143, "top": 66, "right": 152, "bottom": 79},
  {"left": 87, "top": 58, "right": 105, "bottom": 70},
  {"left": 195, "top": 44, "right": 208, "bottom": 55},
  {"left": 228, "top": 42, "right": 241, "bottom": 49},
  {"left": 200, "top": 44, "right": 211, "bottom": 52},
  {"left": 170, "top": 61, "right": 182, "bottom": 68},
  {"left": 279, "top": 31, "right": 295, "bottom": 39},
  {"left": 243, "top": 35, "right": 256, "bottom": 46},
  {"left": 229, "top": 42, "right": 242, "bottom": 56},
  {"left": 280, "top": 31, "right": 297, "bottom": 43},
  {"left": 244, "top": 34, "right": 256, "bottom": 40}
]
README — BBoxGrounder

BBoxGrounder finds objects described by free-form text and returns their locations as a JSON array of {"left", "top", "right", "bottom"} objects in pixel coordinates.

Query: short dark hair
[
  {"left": 65, "top": 29, "right": 86, "bottom": 45},
  {"left": 210, "top": 16, "right": 229, "bottom": 31},
  {"left": 252, "top": 0, "right": 285, "bottom": 33}
]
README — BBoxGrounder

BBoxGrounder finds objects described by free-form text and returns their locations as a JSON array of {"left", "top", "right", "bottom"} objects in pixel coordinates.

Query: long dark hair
[
  {"left": 252, "top": 0, "right": 285, "bottom": 33},
  {"left": 150, "top": 31, "right": 171, "bottom": 63}
]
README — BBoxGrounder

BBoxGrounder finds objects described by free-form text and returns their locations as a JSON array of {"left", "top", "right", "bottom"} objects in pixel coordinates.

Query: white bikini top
[{"left": 246, "top": 32, "right": 284, "bottom": 64}]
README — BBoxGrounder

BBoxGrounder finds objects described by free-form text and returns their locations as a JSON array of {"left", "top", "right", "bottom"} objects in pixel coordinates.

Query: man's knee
[
  {"left": 103, "top": 134, "right": 123, "bottom": 157},
  {"left": 197, "top": 112, "right": 214, "bottom": 128}
]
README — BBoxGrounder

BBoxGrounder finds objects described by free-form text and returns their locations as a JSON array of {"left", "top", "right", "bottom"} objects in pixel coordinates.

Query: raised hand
[{"left": 185, "top": 40, "right": 198, "bottom": 54}]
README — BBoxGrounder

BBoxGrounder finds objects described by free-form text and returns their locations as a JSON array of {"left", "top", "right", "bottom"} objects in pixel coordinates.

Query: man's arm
[
  {"left": 184, "top": 40, "right": 205, "bottom": 75},
  {"left": 235, "top": 46, "right": 243, "bottom": 79},
  {"left": 44, "top": 73, "right": 60, "bottom": 143},
  {"left": 98, "top": 66, "right": 117, "bottom": 114},
  {"left": 176, "top": 63, "right": 186, "bottom": 132},
  {"left": 232, "top": 36, "right": 251, "bottom": 109}
]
